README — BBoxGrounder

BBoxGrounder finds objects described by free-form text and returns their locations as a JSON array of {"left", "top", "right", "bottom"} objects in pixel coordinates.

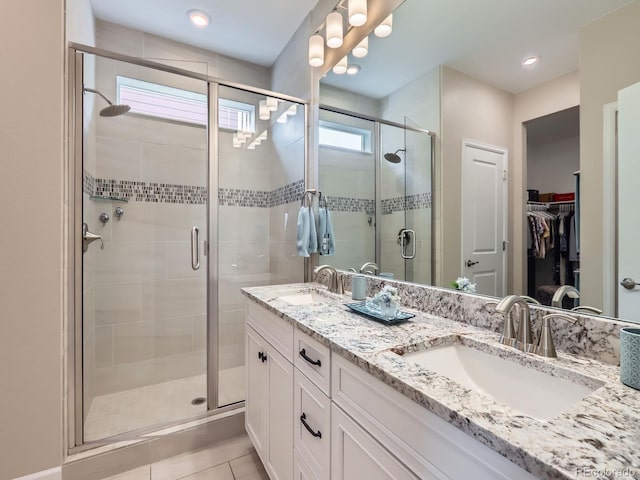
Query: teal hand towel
[
  {"left": 308, "top": 207, "right": 318, "bottom": 254},
  {"left": 318, "top": 207, "right": 336, "bottom": 255}
]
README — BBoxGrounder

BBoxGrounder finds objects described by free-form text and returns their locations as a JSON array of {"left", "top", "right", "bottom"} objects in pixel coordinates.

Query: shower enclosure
[
  {"left": 69, "top": 47, "right": 306, "bottom": 447},
  {"left": 318, "top": 107, "right": 434, "bottom": 283}
]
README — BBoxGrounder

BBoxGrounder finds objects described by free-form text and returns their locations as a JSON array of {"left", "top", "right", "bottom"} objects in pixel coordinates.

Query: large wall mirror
[{"left": 316, "top": 0, "right": 640, "bottom": 325}]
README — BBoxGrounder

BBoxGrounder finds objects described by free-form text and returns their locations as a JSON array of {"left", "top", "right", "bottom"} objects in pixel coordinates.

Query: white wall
[
  {"left": 440, "top": 66, "right": 514, "bottom": 289},
  {"left": 527, "top": 136, "right": 580, "bottom": 194},
  {"left": 0, "top": 0, "right": 64, "bottom": 478}
]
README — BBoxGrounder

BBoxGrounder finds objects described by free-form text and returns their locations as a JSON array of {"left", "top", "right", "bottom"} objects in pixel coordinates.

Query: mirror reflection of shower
[
  {"left": 384, "top": 148, "right": 405, "bottom": 163},
  {"left": 83, "top": 86, "right": 131, "bottom": 117}
]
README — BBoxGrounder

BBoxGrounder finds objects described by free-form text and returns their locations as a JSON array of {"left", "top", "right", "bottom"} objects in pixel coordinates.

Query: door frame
[
  {"left": 602, "top": 101, "right": 618, "bottom": 317},
  {"left": 66, "top": 44, "right": 307, "bottom": 452},
  {"left": 460, "top": 139, "right": 508, "bottom": 297}
]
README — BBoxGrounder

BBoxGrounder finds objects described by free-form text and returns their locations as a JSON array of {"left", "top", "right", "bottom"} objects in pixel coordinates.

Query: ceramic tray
[{"left": 345, "top": 301, "right": 415, "bottom": 325}]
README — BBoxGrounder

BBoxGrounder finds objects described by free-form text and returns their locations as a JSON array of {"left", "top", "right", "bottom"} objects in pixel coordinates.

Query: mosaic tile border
[
  {"left": 381, "top": 192, "right": 432, "bottom": 214},
  {"left": 326, "top": 196, "right": 375, "bottom": 213},
  {"left": 84, "top": 170, "right": 304, "bottom": 207}
]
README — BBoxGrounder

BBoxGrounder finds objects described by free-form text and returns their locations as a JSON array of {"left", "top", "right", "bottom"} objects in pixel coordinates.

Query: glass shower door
[
  {"left": 81, "top": 53, "right": 209, "bottom": 441},
  {"left": 215, "top": 85, "right": 306, "bottom": 407},
  {"left": 378, "top": 119, "right": 433, "bottom": 282}
]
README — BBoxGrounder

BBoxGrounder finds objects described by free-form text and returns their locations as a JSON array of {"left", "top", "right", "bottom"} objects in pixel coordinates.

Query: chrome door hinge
[{"left": 502, "top": 170, "right": 507, "bottom": 181}]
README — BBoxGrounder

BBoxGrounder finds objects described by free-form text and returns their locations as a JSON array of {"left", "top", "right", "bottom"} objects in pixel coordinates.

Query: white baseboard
[{"left": 12, "top": 467, "right": 61, "bottom": 480}]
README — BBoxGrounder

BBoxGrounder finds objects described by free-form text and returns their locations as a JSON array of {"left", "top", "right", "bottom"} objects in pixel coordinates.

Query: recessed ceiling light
[
  {"left": 521, "top": 56, "right": 539, "bottom": 67},
  {"left": 188, "top": 9, "right": 210, "bottom": 28},
  {"left": 347, "top": 64, "right": 361, "bottom": 75}
]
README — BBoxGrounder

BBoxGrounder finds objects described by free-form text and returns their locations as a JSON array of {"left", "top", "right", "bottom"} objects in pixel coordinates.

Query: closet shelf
[{"left": 527, "top": 200, "right": 575, "bottom": 205}]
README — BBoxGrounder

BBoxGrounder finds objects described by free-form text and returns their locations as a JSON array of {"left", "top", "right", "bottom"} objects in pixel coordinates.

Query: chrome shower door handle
[
  {"left": 191, "top": 226, "right": 200, "bottom": 270},
  {"left": 400, "top": 229, "right": 416, "bottom": 259},
  {"left": 82, "top": 222, "right": 104, "bottom": 253}
]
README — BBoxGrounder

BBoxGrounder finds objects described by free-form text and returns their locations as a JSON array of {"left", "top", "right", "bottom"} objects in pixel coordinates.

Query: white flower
[{"left": 452, "top": 277, "right": 477, "bottom": 294}]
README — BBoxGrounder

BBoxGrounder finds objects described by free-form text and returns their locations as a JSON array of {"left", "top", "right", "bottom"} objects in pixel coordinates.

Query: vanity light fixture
[
  {"left": 277, "top": 113, "right": 289, "bottom": 124},
  {"left": 326, "top": 11, "right": 344, "bottom": 48},
  {"left": 247, "top": 143, "right": 256, "bottom": 150},
  {"left": 352, "top": 36, "right": 368, "bottom": 58},
  {"left": 187, "top": 9, "right": 210, "bottom": 27},
  {"left": 374, "top": 13, "right": 393, "bottom": 37},
  {"left": 286, "top": 104, "right": 297, "bottom": 116},
  {"left": 521, "top": 56, "right": 539, "bottom": 67},
  {"left": 308, "top": 34, "right": 325, "bottom": 66},
  {"left": 266, "top": 97, "right": 278, "bottom": 112},
  {"left": 347, "top": 64, "right": 361, "bottom": 75},
  {"left": 333, "top": 55, "right": 348, "bottom": 75},
  {"left": 259, "top": 130, "right": 268, "bottom": 140},
  {"left": 348, "top": 0, "right": 367, "bottom": 27},
  {"left": 259, "top": 100, "right": 270, "bottom": 121}
]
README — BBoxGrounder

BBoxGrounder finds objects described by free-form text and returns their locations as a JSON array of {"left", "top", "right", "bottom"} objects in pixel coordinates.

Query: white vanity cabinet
[
  {"left": 246, "top": 303, "right": 294, "bottom": 480},
  {"left": 245, "top": 298, "right": 537, "bottom": 480}
]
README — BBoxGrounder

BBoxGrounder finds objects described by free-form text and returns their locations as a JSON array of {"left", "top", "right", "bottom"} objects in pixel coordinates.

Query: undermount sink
[
  {"left": 402, "top": 341, "right": 600, "bottom": 421},
  {"left": 276, "top": 288, "right": 334, "bottom": 306}
]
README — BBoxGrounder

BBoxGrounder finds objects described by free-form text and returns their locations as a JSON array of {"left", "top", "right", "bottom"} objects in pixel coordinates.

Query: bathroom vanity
[{"left": 242, "top": 283, "right": 638, "bottom": 480}]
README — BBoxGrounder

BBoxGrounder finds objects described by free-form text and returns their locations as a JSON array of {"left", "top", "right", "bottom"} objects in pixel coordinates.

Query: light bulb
[
  {"left": 259, "top": 100, "right": 270, "bottom": 121},
  {"left": 347, "top": 64, "right": 361, "bottom": 75},
  {"left": 374, "top": 14, "right": 392, "bottom": 38},
  {"left": 348, "top": 0, "right": 367, "bottom": 27},
  {"left": 326, "top": 11, "right": 343, "bottom": 48},
  {"left": 333, "top": 56, "right": 348, "bottom": 75},
  {"left": 308, "top": 34, "right": 325, "bottom": 67},
  {"left": 187, "top": 9, "right": 210, "bottom": 27},
  {"left": 266, "top": 97, "right": 278, "bottom": 112},
  {"left": 352, "top": 36, "right": 368, "bottom": 58}
]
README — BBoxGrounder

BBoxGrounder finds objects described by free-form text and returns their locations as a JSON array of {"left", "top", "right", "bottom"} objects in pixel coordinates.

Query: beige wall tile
[
  {"left": 95, "top": 241, "right": 165, "bottom": 284},
  {"left": 140, "top": 279, "right": 206, "bottom": 321},
  {"left": 140, "top": 143, "right": 206, "bottom": 186},
  {"left": 95, "top": 283, "right": 142, "bottom": 325},
  {"left": 96, "top": 136, "right": 141, "bottom": 181},
  {"left": 95, "top": 326, "right": 113, "bottom": 368}
]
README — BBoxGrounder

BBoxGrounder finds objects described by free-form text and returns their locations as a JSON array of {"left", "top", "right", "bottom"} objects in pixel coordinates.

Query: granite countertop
[{"left": 242, "top": 283, "right": 640, "bottom": 480}]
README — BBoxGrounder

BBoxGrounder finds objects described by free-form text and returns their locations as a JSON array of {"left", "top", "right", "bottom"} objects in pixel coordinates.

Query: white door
[
  {"left": 461, "top": 141, "right": 507, "bottom": 296},
  {"left": 617, "top": 81, "right": 640, "bottom": 323}
]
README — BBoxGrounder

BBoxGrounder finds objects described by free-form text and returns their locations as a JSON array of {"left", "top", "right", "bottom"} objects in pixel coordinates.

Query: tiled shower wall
[{"left": 84, "top": 54, "right": 305, "bottom": 397}]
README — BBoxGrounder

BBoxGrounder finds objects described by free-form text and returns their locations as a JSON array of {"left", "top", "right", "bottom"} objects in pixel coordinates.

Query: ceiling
[
  {"left": 322, "top": 0, "right": 633, "bottom": 97},
  {"left": 90, "top": 0, "right": 319, "bottom": 67},
  {"left": 90, "top": 0, "right": 633, "bottom": 96}
]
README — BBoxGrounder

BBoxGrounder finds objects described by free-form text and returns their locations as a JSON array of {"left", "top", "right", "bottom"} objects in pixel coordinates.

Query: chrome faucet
[
  {"left": 551, "top": 285, "right": 580, "bottom": 308},
  {"left": 494, "top": 295, "right": 535, "bottom": 352},
  {"left": 360, "top": 262, "right": 379, "bottom": 274},
  {"left": 536, "top": 313, "right": 577, "bottom": 357},
  {"left": 314, "top": 265, "right": 344, "bottom": 294}
]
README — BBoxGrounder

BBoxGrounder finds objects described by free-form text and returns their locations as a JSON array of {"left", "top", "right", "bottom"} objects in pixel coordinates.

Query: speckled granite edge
[
  {"left": 241, "top": 283, "right": 640, "bottom": 480},
  {"left": 324, "top": 271, "right": 636, "bottom": 366}
]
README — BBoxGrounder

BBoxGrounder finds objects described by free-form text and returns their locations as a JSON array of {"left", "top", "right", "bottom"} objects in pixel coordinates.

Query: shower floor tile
[{"left": 85, "top": 366, "right": 245, "bottom": 441}]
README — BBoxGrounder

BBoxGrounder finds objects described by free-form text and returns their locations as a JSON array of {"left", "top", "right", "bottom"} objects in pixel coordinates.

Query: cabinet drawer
[
  {"left": 294, "top": 329, "right": 331, "bottom": 395},
  {"left": 332, "top": 355, "right": 537, "bottom": 480},
  {"left": 293, "top": 369, "right": 330, "bottom": 480},
  {"left": 246, "top": 300, "right": 294, "bottom": 361}
]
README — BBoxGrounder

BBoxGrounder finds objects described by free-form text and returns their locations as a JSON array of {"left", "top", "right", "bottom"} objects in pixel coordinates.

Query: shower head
[
  {"left": 83, "top": 87, "right": 131, "bottom": 117},
  {"left": 384, "top": 149, "right": 405, "bottom": 164}
]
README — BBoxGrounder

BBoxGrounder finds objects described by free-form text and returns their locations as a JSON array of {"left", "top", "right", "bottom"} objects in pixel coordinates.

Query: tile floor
[
  {"left": 101, "top": 434, "right": 268, "bottom": 480},
  {"left": 85, "top": 367, "right": 246, "bottom": 440}
]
